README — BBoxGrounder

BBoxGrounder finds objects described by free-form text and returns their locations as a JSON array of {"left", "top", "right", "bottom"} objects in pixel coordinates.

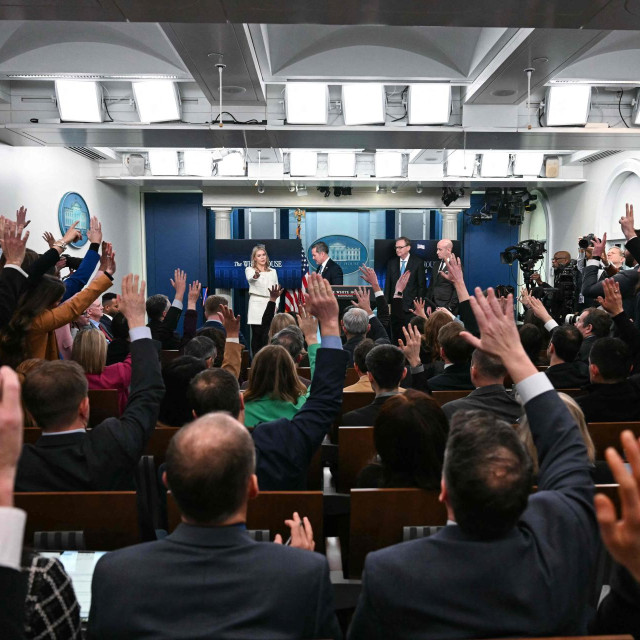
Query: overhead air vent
[
  {"left": 576, "top": 150, "right": 621, "bottom": 164},
  {"left": 65, "top": 147, "right": 110, "bottom": 162}
]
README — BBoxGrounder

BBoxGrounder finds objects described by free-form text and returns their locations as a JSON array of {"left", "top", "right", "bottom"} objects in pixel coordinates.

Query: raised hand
[
  {"left": 99, "top": 242, "right": 116, "bottom": 276},
  {"left": 620, "top": 203, "right": 637, "bottom": 241},
  {"left": 87, "top": 216, "right": 103, "bottom": 245},
  {"left": 358, "top": 264, "right": 381, "bottom": 291},
  {"left": 410, "top": 298, "right": 427, "bottom": 319},
  {"left": 187, "top": 281, "right": 202, "bottom": 310},
  {"left": 304, "top": 273, "right": 339, "bottom": 336},
  {"left": 591, "top": 233, "right": 607, "bottom": 259},
  {"left": 15, "top": 205, "right": 30, "bottom": 230},
  {"left": 2, "top": 222, "right": 30, "bottom": 267},
  {"left": 398, "top": 324, "right": 422, "bottom": 368},
  {"left": 597, "top": 277, "right": 624, "bottom": 316},
  {"left": 117, "top": 274, "right": 146, "bottom": 329},
  {"left": 274, "top": 512, "right": 315, "bottom": 551},
  {"left": 352, "top": 286, "right": 372, "bottom": 315},
  {"left": 297, "top": 304, "right": 319, "bottom": 345},
  {"left": 268, "top": 284, "right": 284, "bottom": 302},
  {"left": 220, "top": 305, "right": 240, "bottom": 338},
  {"left": 170, "top": 269, "right": 187, "bottom": 299},
  {"left": 0, "top": 367, "right": 24, "bottom": 507},
  {"left": 61, "top": 220, "right": 82, "bottom": 246},
  {"left": 394, "top": 270, "right": 411, "bottom": 296},
  {"left": 594, "top": 431, "right": 640, "bottom": 582},
  {"left": 42, "top": 231, "right": 55, "bottom": 249},
  {"left": 527, "top": 295, "right": 553, "bottom": 324},
  {"left": 440, "top": 254, "right": 463, "bottom": 285}
]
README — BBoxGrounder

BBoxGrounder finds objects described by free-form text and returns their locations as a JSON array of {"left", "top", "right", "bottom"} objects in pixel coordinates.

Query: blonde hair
[
  {"left": 515, "top": 392, "right": 595, "bottom": 474},
  {"left": 71, "top": 329, "right": 108, "bottom": 375},
  {"left": 268, "top": 312, "right": 296, "bottom": 341},
  {"left": 251, "top": 245, "right": 271, "bottom": 271},
  {"left": 244, "top": 345, "right": 307, "bottom": 403}
]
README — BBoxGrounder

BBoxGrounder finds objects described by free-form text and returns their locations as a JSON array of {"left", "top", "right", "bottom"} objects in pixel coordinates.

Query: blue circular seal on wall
[
  {"left": 58, "top": 192, "right": 90, "bottom": 248},
  {"left": 308, "top": 235, "right": 368, "bottom": 275}
]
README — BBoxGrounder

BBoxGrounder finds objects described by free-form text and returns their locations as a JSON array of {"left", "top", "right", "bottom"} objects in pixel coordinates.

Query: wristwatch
[{"left": 53, "top": 240, "right": 68, "bottom": 250}]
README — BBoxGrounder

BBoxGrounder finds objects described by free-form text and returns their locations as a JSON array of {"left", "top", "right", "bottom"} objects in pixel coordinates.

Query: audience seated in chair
[
  {"left": 518, "top": 323, "right": 544, "bottom": 365},
  {"left": 158, "top": 356, "right": 207, "bottom": 428},
  {"left": 344, "top": 338, "right": 375, "bottom": 392},
  {"left": 341, "top": 308, "right": 371, "bottom": 367},
  {"left": 576, "top": 337, "right": 640, "bottom": 423},
  {"left": 418, "top": 309, "right": 452, "bottom": 378},
  {"left": 356, "top": 390, "right": 447, "bottom": 489},
  {"left": 575, "top": 308, "right": 612, "bottom": 364},
  {"left": 71, "top": 328, "right": 132, "bottom": 414},
  {"left": 15, "top": 274, "right": 165, "bottom": 492},
  {"left": 544, "top": 324, "right": 590, "bottom": 389},
  {"left": 426, "top": 322, "right": 474, "bottom": 391},
  {"left": 183, "top": 335, "right": 216, "bottom": 368},
  {"left": 202, "top": 294, "right": 248, "bottom": 351},
  {"left": 441, "top": 348, "right": 522, "bottom": 423},
  {"left": 88, "top": 413, "right": 340, "bottom": 640},
  {"left": 348, "top": 288, "right": 599, "bottom": 640},
  {"left": 105, "top": 312, "right": 131, "bottom": 365}
]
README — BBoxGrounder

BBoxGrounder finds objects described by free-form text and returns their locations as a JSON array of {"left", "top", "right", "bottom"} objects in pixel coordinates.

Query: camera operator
[
  {"left": 544, "top": 250, "right": 581, "bottom": 320},
  {"left": 581, "top": 232, "right": 639, "bottom": 319}
]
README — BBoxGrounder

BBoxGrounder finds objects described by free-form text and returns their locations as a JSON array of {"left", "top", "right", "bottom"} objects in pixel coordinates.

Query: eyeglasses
[{"left": 395, "top": 244, "right": 409, "bottom": 250}]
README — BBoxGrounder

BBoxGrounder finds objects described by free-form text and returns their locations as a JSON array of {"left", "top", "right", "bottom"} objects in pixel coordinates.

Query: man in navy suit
[
  {"left": 88, "top": 412, "right": 341, "bottom": 639},
  {"left": 311, "top": 241, "right": 343, "bottom": 285},
  {"left": 348, "top": 287, "right": 598, "bottom": 640}
]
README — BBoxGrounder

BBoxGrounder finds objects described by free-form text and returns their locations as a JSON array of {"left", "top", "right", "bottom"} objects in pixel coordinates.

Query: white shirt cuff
[
  {"left": 374, "top": 290, "right": 384, "bottom": 298},
  {"left": 586, "top": 258, "right": 601, "bottom": 267},
  {"left": 4, "top": 264, "right": 28, "bottom": 278},
  {"left": 368, "top": 313, "right": 375, "bottom": 319},
  {"left": 544, "top": 319, "right": 559, "bottom": 332},
  {"left": 129, "top": 326, "right": 152, "bottom": 342},
  {"left": 172, "top": 299, "right": 183, "bottom": 310},
  {"left": 226, "top": 337, "right": 240, "bottom": 343},
  {"left": 0, "top": 507, "right": 26, "bottom": 571},
  {"left": 516, "top": 371, "right": 554, "bottom": 405},
  {"left": 410, "top": 364, "right": 424, "bottom": 374}
]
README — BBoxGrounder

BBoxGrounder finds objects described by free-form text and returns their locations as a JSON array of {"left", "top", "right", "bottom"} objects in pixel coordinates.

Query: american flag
[{"left": 284, "top": 243, "right": 309, "bottom": 313}]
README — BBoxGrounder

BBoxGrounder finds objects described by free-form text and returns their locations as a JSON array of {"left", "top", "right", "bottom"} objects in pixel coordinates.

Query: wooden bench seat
[{"left": 588, "top": 422, "right": 640, "bottom": 460}]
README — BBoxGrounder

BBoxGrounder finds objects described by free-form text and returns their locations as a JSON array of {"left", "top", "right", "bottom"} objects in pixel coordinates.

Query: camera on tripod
[{"left": 578, "top": 234, "right": 596, "bottom": 249}]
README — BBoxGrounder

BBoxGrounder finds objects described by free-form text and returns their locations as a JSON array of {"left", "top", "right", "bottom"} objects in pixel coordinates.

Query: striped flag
[{"left": 284, "top": 244, "right": 309, "bottom": 313}]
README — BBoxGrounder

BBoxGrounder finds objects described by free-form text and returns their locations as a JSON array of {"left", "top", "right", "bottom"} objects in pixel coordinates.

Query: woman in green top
[{"left": 243, "top": 342, "right": 318, "bottom": 427}]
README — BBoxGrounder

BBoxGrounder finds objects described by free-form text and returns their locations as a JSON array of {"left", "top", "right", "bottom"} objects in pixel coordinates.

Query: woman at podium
[{"left": 245, "top": 244, "right": 279, "bottom": 356}]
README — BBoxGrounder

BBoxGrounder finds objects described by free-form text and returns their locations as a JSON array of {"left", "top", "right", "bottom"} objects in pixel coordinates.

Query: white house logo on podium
[
  {"left": 308, "top": 235, "right": 368, "bottom": 275},
  {"left": 58, "top": 192, "right": 90, "bottom": 248}
]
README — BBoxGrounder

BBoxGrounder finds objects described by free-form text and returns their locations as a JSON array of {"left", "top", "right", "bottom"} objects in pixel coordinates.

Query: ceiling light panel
[
  {"left": 285, "top": 83, "right": 329, "bottom": 124},
  {"left": 342, "top": 84, "right": 386, "bottom": 125},
  {"left": 544, "top": 85, "right": 591, "bottom": 126},
  {"left": 408, "top": 84, "right": 451, "bottom": 125},
  {"left": 513, "top": 152, "right": 544, "bottom": 176},
  {"left": 480, "top": 152, "right": 511, "bottom": 178},
  {"left": 132, "top": 81, "right": 181, "bottom": 123},
  {"left": 328, "top": 152, "right": 357, "bottom": 177},
  {"left": 446, "top": 150, "right": 476, "bottom": 177},
  {"left": 148, "top": 150, "right": 179, "bottom": 175},
  {"left": 216, "top": 152, "right": 245, "bottom": 176},
  {"left": 55, "top": 80, "right": 104, "bottom": 123},
  {"left": 375, "top": 151, "right": 403, "bottom": 177},
  {"left": 289, "top": 151, "right": 318, "bottom": 176},
  {"left": 183, "top": 150, "right": 213, "bottom": 177}
]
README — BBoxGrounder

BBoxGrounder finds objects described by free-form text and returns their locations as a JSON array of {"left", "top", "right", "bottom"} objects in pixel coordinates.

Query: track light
[
  {"left": 257, "top": 182, "right": 265, "bottom": 194},
  {"left": 416, "top": 185, "right": 423, "bottom": 194},
  {"left": 317, "top": 186, "right": 331, "bottom": 198},
  {"left": 289, "top": 184, "right": 296, "bottom": 192},
  {"left": 390, "top": 186, "right": 397, "bottom": 194}
]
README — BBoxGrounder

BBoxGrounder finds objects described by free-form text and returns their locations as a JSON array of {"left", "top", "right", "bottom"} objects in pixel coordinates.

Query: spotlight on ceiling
[
  {"left": 257, "top": 182, "right": 265, "bottom": 194},
  {"left": 441, "top": 187, "right": 464, "bottom": 207},
  {"left": 416, "top": 185, "right": 423, "bottom": 194},
  {"left": 289, "top": 184, "right": 296, "bottom": 192},
  {"left": 376, "top": 185, "right": 388, "bottom": 194},
  {"left": 390, "top": 186, "right": 397, "bottom": 194}
]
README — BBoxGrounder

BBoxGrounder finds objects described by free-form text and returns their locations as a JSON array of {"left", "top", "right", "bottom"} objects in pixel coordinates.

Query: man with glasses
[{"left": 384, "top": 236, "right": 427, "bottom": 325}]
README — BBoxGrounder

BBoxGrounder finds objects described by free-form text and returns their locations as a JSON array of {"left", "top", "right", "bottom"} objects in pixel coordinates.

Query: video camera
[
  {"left": 578, "top": 234, "right": 596, "bottom": 249},
  {"left": 500, "top": 239, "right": 546, "bottom": 272}
]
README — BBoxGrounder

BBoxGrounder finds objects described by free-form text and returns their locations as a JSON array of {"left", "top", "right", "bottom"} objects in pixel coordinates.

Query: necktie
[{"left": 400, "top": 259, "right": 407, "bottom": 275}]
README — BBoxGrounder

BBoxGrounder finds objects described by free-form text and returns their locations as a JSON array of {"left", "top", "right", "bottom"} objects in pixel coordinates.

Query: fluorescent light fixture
[
  {"left": 407, "top": 84, "right": 451, "bottom": 124},
  {"left": 285, "top": 83, "right": 329, "bottom": 124},
  {"left": 513, "top": 152, "right": 544, "bottom": 176},
  {"left": 216, "top": 152, "right": 245, "bottom": 176},
  {"left": 328, "top": 152, "right": 357, "bottom": 177},
  {"left": 148, "top": 150, "right": 179, "bottom": 175},
  {"left": 480, "top": 152, "right": 511, "bottom": 177},
  {"left": 289, "top": 151, "right": 318, "bottom": 176},
  {"left": 132, "top": 81, "right": 181, "bottom": 123},
  {"left": 446, "top": 150, "right": 476, "bottom": 177},
  {"left": 342, "top": 84, "right": 386, "bottom": 125},
  {"left": 543, "top": 85, "right": 591, "bottom": 126},
  {"left": 55, "top": 80, "right": 104, "bottom": 123},
  {"left": 375, "top": 152, "right": 403, "bottom": 177},
  {"left": 183, "top": 150, "right": 213, "bottom": 177}
]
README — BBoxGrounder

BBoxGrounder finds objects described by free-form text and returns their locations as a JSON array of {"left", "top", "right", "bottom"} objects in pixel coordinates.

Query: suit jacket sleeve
[
  {"left": 332, "top": 262, "right": 344, "bottom": 285},
  {"left": 31, "top": 274, "right": 113, "bottom": 333},
  {"left": 162, "top": 304, "right": 182, "bottom": 332},
  {"left": 25, "top": 248, "right": 61, "bottom": 281},
  {"left": 0, "top": 566, "right": 27, "bottom": 640},
  {"left": 261, "top": 300, "right": 277, "bottom": 330},
  {"left": 61, "top": 247, "right": 100, "bottom": 302},
  {"left": 367, "top": 315, "right": 388, "bottom": 342},
  {"left": 390, "top": 297, "right": 404, "bottom": 342},
  {"left": 0, "top": 267, "right": 27, "bottom": 329},
  {"left": 408, "top": 367, "right": 431, "bottom": 394},
  {"left": 221, "top": 341, "right": 243, "bottom": 379},
  {"left": 582, "top": 263, "right": 638, "bottom": 299},
  {"left": 179, "top": 309, "right": 198, "bottom": 348},
  {"left": 384, "top": 262, "right": 396, "bottom": 302},
  {"left": 315, "top": 560, "right": 344, "bottom": 640},
  {"left": 458, "top": 299, "right": 480, "bottom": 336},
  {"left": 591, "top": 563, "right": 640, "bottom": 639},
  {"left": 374, "top": 294, "right": 391, "bottom": 336},
  {"left": 626, "top": 236, "right": 640, "bottom": 265},
  {"left": 348, "top": 561, "right": 385, "bottom": 640}
]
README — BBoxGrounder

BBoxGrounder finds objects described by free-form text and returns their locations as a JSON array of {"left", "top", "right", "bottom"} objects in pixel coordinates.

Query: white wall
[
  {"left": 545, "top": 151, "right": 640, "bottom": 257},
  {"left": 0, "top": 147, "right": 143, "bottom": 283}
]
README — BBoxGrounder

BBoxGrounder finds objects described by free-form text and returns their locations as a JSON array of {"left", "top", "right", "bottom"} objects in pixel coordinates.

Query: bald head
[
  {"left": 166, "top": 413, "right": 256, "bottom": 524},
  {"left": 552, "top": 251, "right": 571, "bottom": 268},
  {"left": 437, "top": 239, "right": 453, "bottom": 261}
]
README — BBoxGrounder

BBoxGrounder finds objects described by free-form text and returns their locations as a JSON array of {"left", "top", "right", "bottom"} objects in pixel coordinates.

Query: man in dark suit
[
  {"left": 576, "top": 337, "right": 640, "bottom": 423},
  {"left": 545, "top": 325, "right": 590, "bottom": 389},
  {"left": 100, "top": 292, "right": 118, "bottom": 337},
  {"left": 426, "top": 239, "right": 459, "bottom": 314},
  {"left": 16, "top": 275, "right": 165, "bottom": 491},
  {"left": 427, "top": 321, "right": 475, "bottom": 391},
  {"left": 146, "top": 268, "right": 189, "bottom": 350},
  {"left": 441, "top": 349, "right": 521, "bottom": 423},
  {"left": 311, "top": 241, "right": 343, "bottom": 285},
  {"left": 575, "top": 308, "right": 612, "bottom": 364},
  {"left": 348, "top": 288, "right": 598, "bottom": 640},
  {"left": 384, "top": 236, "right": 427, "bottom": 317},
  {"left": 341, "top": 330, "right": 430, "bottom": 426},
  {"left": 202, "top": 294, "right": 248, "bottom": 350},
  {"left": 188, "top": 273, "right": 349, "bottom": 490},
  {"left": 88, "top": 413, "right": 341, "bottom": 639}
]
